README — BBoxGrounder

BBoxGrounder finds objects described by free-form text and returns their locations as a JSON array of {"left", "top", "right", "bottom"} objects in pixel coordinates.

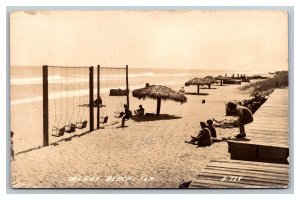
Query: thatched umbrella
[
  {"left": 185, "top": 78, "right": 214, "bottom": 94},
  {"left": 203, "top": 76, "right": 218, "bottom": 88},
  {"left": 132, "top": 85, "right": 187, "bottom": 116}
]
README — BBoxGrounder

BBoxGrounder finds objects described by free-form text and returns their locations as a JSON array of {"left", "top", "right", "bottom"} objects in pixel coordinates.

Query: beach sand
[{"left": 11, "top": 83, "right": 249, "bottom": 188}]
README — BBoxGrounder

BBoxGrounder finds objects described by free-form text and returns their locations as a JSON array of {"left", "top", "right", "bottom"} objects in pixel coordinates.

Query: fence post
[
  {"left": 42, "top": 65, "right": 49, "bottom": 146},
  {"left": 97, "top": 65, "right": 100, "bottom": 129},
  {"left": 89, "top": 66, "right": 94, "bottom": 132},
  {"left": 126, "top": 65, "right": 129, "bottom": 108}
]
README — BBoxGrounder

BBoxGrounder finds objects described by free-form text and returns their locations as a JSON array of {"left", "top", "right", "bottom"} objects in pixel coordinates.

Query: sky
[{"left": 10, "top": 10, "right": 288, "bottom": 72}]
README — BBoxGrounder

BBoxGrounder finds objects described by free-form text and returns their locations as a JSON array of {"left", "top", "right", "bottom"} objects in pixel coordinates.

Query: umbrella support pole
[
  {"left": 156, "top": 98, "right": 161, "bottom": 116},
  {"left": 197, "top": 84, "right": 200, "bottom": 94}
]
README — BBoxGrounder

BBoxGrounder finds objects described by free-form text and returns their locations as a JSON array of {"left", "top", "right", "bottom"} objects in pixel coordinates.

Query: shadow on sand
[
  {"left": 185, "top": 92, "right": 209, "bottom": 96},
  {"left": 78, "top": 104, "right": 106, "bottom": 108},
  {"left": 228, "top": 137, "right": 251, "bottom": 142},
  {"left": 131, "top": 114, "right": 182, "bottom": 122},
  {"left": 15, "top": 129, "right": 99, "bottom": 156},
  {"left": 214, "top": 84, "right": 230, "bottom": 87},
  {"left": 199, "top": 87, "right": 217, "bottom": 90}
]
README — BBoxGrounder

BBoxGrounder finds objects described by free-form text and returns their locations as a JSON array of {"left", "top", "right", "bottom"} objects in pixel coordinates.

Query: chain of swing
[{"left": 50, "top": 66, "right": 127, "bottom": 137}]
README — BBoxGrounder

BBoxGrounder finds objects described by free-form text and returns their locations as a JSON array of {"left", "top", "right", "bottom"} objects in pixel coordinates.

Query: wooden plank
[
  {"left": 230, "top": 154, "right": 288, "bottom": 164},
  {"left": 196, "top": 174, "right": 288, "bottom": 187},
  {"left": 190, "top": 179, "right": 248, "bottom": 188},
  {"left": 244, "top": 138, "right": 289, "bottom": 143},
  {"left": 246, "top": 131, "right": 288, "bottom": 136},
  {"left": 228, "top": 142, "right": 289, "bottom": 155},
  {"left": 189, "top": 159, "right": 289, "bottom": 188},
  {"left": 190, "top": 179, "right": 277, "bottom": 189},
  {"left": 229, "top": 141, "right": 289, "bottom": 149},
  {"left": 208, "top": 159, "right": 289, "bottom": 171},
  {"left": 210, "top": 159, "right": 289, "bottom": 168},
  {"left": 247, "top": 127, "right": 288, "bottom": 133},
  {"left": 202, "top": 167, "right": 289, "bottom": 180},
  {"left": 259, "top": 146, "right": 289, "bottom": 157},
  {"left": 206, "top": 162, "right": 288, "bottom": 174},
  {"left": 249, "top": 125, "right": 288, "bottom": 130},
  {"left": 228, "top": 140, "right": 289, "bottom": 149},
  {"left": 203, "top": 166, "right": 289, "bottom": 178},
  {"left": 205, "top": 165, "right": 288, "bottom": 177},
  {"left": 227, "top": 141, "right": 289, "bottom": 164}
]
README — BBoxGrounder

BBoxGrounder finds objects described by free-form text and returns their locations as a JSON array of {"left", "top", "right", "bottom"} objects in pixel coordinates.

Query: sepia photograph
[{"left": 9, "top": 10, "right": 289, "bottom": 189}]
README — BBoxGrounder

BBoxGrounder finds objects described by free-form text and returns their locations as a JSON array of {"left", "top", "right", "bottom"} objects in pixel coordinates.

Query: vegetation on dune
[{"left": 241, "top": 71, "right": 288, "bottom": 96}]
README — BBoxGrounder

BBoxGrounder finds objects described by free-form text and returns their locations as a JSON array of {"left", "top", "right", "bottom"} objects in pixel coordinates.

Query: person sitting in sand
[
  {"left": 179, "top": 86, "right": 185, "bottom": 93},
  {"left": 206, "top": 119, "right": 217, "bottom": 138},
  {"left": 226, "top": 101, "right": 253, "bottom": 138},
  {"left": 118, "top": 104, "right": 132, "bottom": 127},
  {"left": 207, "top": 119, "right": 224, "bottom": 142},
  {"left": 185, "top": 122, "right": 212, "bottom": 147},
  {"left": 134, "top": 105, "right": 145, "bottom": 116}
]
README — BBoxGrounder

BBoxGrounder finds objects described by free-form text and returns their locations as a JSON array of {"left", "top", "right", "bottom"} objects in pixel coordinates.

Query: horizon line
[{"left": 10, "top": 65, "right": 287, "bottom": 72}]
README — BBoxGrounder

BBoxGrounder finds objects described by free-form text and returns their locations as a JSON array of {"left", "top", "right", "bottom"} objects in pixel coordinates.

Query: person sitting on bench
[{"left": 134, "top": 105, "right": 145, "bottom": 116}]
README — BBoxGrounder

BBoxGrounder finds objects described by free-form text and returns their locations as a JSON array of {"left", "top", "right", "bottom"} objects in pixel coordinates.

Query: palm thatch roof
[
  {"left": 132, "top": 85, "right": 187, "bottom": 103},
  {"left": 185, "top": 78, "right": 213, "bottom": 86},
  {"left": 204, "top": 76, "right": 218, "bottom": 84}
]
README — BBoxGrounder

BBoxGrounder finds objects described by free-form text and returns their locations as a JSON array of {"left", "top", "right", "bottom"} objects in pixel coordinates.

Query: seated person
[
  {"left": 134, "top": 105, "right": 145, "bottom": 116},
  {"left": 93, "top": 97, "right": 103, "bottom": 106},
  {"left": 206, "top": 119, "right": 217, "bottom": 138},
  {"left": 207, "top": 119, "right": 224, "bottom": 142},
  {"left": 185, "top": 122, "right": 212, "bottom": 147},
  {"left": 120, "top": 104, "right": 132, "bottom": 127},
  {"left": 179, "top": 86, "right": 185, "bottom": 93}
]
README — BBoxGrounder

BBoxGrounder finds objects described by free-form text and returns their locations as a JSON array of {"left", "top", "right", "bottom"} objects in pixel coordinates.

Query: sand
[{"left": 11, "top": 83, "right": 250, "bottom": 188}]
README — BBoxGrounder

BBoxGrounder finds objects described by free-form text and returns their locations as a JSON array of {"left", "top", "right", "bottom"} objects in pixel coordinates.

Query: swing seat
[
  {"left": 52, "top": 126, "right": 65, "bottom": 137},
  {"left": 114, "top": 111, "right": 123, "bottom": 118},
  {"left": 100, "top": 116, "right": 108, "bottom": 124},
  {"left": 65, "top": 123, "right": 76, "bottom": 133},
  {"left": 76, "top": 120, "right": 88, "bottom": 129}
]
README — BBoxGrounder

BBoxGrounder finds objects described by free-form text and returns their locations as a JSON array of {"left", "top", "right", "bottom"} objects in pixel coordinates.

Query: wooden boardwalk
[
  {"left": 188, "top": 89, "right": 289, "bottom": 188},
  {"left": 227, "top": 89, "right": 289, "bottom": 164},
  {"left": 189, "top": 159, "right": 289, "bottom": 188}
]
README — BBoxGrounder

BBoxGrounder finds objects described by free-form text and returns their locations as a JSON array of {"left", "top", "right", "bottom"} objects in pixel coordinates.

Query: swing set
[{"left": 42, "top": 65, "right": 129, "bottom": 146}]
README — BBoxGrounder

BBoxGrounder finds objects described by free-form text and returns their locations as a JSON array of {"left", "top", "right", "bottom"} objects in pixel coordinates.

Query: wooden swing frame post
[
  {"left": 126, "top": 65, "right": 129, "bottom": 109},
  {"left": 97, "top": 65, "right": 100, "bottom": 129},
  {"left": 42, "top": 65, "right": 49, "bottom": 146},
  {"left": 89, "top": 66, "right": 94, "bottom": 132}
]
